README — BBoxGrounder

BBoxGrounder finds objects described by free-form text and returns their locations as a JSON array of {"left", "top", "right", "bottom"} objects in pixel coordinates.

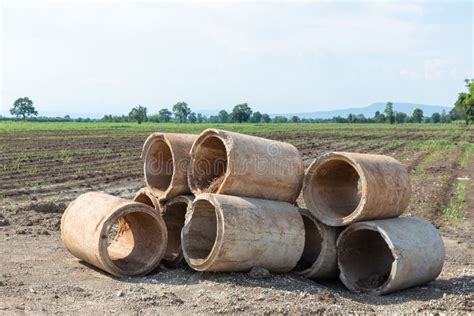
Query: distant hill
[{"left": 273, "top": 102, "right": 452, "bottom": 119}]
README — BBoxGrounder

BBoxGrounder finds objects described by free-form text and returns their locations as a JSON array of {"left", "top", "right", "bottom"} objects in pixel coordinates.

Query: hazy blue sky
[{"left": 1, "top": 0, "right": 472, "bottom": 116}]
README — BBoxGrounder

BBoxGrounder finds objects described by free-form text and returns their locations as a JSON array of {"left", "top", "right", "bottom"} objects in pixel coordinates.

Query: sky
[{"left": 0, "top": 0, "right": 473, "bottom": 116}]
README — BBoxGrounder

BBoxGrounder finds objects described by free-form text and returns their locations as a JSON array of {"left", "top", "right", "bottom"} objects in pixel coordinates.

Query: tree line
[{"left": 5, "top": 79, "right": 474, "bottom": 124}]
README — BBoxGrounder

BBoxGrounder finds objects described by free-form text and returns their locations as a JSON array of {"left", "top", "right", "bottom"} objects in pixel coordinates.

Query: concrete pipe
[
  {"left": 188, "top": 129, "right": 304, "bottom": 203},
  {"left": 133, "top": 186, "right": 162, "bottom": 211},
  {"left": 161, "top": 195, "right": 194, "bottom": 266},
  {"left": 141, "top": 133, "right": 197, "bottom": 200},
  {"left": 181, "top": 193, "right": 305, "bottom": 272},
  {"left": 293, "top": 209, "right": 341, "bottom": 279},
  {"left": 303, "top": 152, "right": 411, "bottom": 226},
  {"left": 337, "top": 217, "right": 445, "bottom": 295},
  {"left": 61, "top": 192, "right": 167, "bottom": 277}
]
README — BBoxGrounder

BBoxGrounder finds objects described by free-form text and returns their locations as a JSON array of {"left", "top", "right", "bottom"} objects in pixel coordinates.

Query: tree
[
  {"left": 453, "top": 79, "right": 474, "bottom": 125},
  {"left": 440, "top": 109, "right": 451, "bottom": 123},
  {"left": 197, "top": 113, "right": 204, "bottom": 123},
  {"left": 218, "top": 110, "right": 229, "bottom": 123},
  {"left": 172, "top": 102, "right": 191, "bottom": 123},
  {"left": 10, "top": 97, "right": 38, "bottom": 120},
  {"left": 290, "top": 116, "right": 300, "bottom": 123},
  {"left": 159, "top": 108, "right": 172, "bottom": 122},
  {"left": 374, "top": 111, "right": 385, "bottom": 123},
  {"left": 251, "top": 111, "right": 262, "bottom": 123},
  {"left": 261, "top": 113, "right": 271, "bottom": 123},
  {"left": 189, "top": 112, "right": 197, "bottom": 123},
  {"left": 347, "top": 114, "right": 354, "bottom": 124},
  {"left": 231, "top": 103, "right": 252, "bottom": 123},
  {"left": 273, "top": 116, "right": 288, "bottom": 123},
  {"left": 411, "top": 108, "right": 424, "bottom": 123},
  {"left": 431, "top": 112, "right": 441, "bottom": 123},
  {"left": 395, "top": 112, "right": 407, "bottom": 124},
  {"left": 128, "top": 105, "right": 147, "bottom": 124},
  {"left": 384, "top": 102, "right": 395, "bottom": 124}
]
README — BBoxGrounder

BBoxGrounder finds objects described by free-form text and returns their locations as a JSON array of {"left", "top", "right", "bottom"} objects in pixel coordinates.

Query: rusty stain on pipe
[
  {"left": 142, "top": 133, "right": 197, "bottom": 200},
  {"left": 293, "top": 209, "right": 341, "bottom": 279},
  {"left": 337, "top": 216, "right": 445, "bottom": 295},
  {"left": 303, "top": 152, "right": 411, "bottom": 226},
  {"left": 188, "top": 129, "right": 304, "bottom": 203},
  {"left": 181, "top": 193, "right": 305, "bottom": 272},
  {"left": 61, "top": 192, "right": 167, "bottom": 277}
]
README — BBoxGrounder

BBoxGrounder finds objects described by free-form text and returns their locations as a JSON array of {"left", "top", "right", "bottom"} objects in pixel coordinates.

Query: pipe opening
[
  {"left": 293, "top": 214, "right": 322, "bottom": 271},
  {"left": 182, "top": 200, "right": 218, "bottom": 264},
  {"left": 309, "top": 159, "right": 362, "bottom": 219},
  {"left": 145, "top": 139, "right": 173, "bottom": 192},
  {"left": 191, "top": 136, "right": 227, "bottom": 193},
  {"left": 163, "top": 202, "right": 187, "bottom": 261},
  {"left": 106, "top": 212, "right": 164, "bottom": 273},
  {"left": 339, "top": 229, "right": 394, "bottom": 290},
  {"left": 134, "top": 192, "right": 155, "bottom": 208}
]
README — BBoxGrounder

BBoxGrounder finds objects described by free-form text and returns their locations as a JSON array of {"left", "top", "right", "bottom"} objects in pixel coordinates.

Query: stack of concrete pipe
[{"left": 60, "top": 129, "right": 445, "bottom": 295}]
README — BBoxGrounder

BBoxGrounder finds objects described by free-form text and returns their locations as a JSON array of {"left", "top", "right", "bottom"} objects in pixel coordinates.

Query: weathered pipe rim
[
  {"left": 187, "top": 129, "right": 233, "bottom": 195},
  {"left": 336, "top": 221, "right": 397, "bottom": 295},
  {"left": 162, "top": 195, "right": 194, "bottom": 266},
  {"left": 181, "top": 193, "right": 225, "bottom": 271},
  {"left": 293, "top": 208, "right": 330, "bottom": 277},
  {"left": 141, "top": 133, "right": 177, "bottom": 197},
  {"left": 303, "top": 152, "right": 368, "bottom": 226},
  {"left": 99, "top": 202, "right": 167, "bottom": 277},
  {"left": 133, "top": 187, "right": 162, "bottom": 212}
]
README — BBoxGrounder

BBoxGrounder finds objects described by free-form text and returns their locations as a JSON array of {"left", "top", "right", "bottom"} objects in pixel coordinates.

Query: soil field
[{"left": 0, "top": 122, "right": 473, "bottom": 314}]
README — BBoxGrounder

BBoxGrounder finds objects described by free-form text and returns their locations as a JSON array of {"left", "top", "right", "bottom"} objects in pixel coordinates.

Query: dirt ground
[{"left": 1, "top": 126, "right": 473, "bottom": 313}]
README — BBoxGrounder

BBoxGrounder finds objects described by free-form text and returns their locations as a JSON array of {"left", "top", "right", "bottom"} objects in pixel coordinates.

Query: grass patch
[
  {"left": 56, "top": 149, "right": 74, "bottom": 164},
  {"left": 443, "top": 181, "right": 467, "bottom": 222},
  {"left": 459, "top": 143, "right": 474, "bottom": 168}
]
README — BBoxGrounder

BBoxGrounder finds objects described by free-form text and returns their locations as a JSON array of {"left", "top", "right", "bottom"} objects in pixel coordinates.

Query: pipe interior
[
  {"left": 339, "top": 229, "right": 394, "bottom": 290},
  {"left": 182, "top": 200, "right": 218, "bottom": 263},
  {"left": 163, "top": 202, "right": 188, "bottom": 262},
  {"left": 107, "top": 212, "right": 163, "bottom": 273},
  {"left": 145, "top": 139, "right": 173, "bottom": 192},
  {"left": 191, "top": 135, "right": 227, "bottom": 193},
  {"left": 134, "top": 193, "right": 155, "bottom": 209},
  {"left": 309, "top": 159, "right": 362, "bottom": 219},
  {"left": 293, "top": 215, "right": 322, "bottom": 271}
]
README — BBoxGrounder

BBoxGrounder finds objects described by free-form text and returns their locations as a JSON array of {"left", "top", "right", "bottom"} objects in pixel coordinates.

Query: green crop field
[{"left": 1, "top": 121, "right": 472, "bottom": 227}]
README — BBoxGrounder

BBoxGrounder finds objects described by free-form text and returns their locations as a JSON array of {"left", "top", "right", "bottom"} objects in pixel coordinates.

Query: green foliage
[
  {"left": 231, "top": 103, "right": 252, "bottom": 123},
  {"left": 411, "top": 108, "right": 424, "bottom": 123},
  {"left": 384, "top": 102, "right": 395, "bottom": 124},
  {"left": 431, "top": 112, "right": 441, "bottom": 123},
  {"left": 128, "top": 105, "right": 147, "bottom": 124},
  {"left": 453, "top": 79, "right": 474, "bottom": 125},
  {"left": 10, "top": 97, "right": 38, "bottom": 120},
  {"left": 218, "top": 110, "right": 229, "bottom": 123},
  {"left": 251, "top": 111, "right": 262, "bottom": 123},
  {"left": 56, "top": 149, "right": 74, "bottom": 164},
  {"left": 273, "top": 116, "right": 288, "bottom": 123},
  {"left": 443, "top": 181, "right": 467, "bottom": 222},
  {"left": 261, "top": 113, "right": 271, "bottom": 123},
  {"left": 189, "top": 112, "right": 197, "bottom": 123},
  {"left": 159, "top": 108, "right": 172, "bottom": 122},
  {"left": 173, "top": 102, "right": 191, "bottom": 123}
]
